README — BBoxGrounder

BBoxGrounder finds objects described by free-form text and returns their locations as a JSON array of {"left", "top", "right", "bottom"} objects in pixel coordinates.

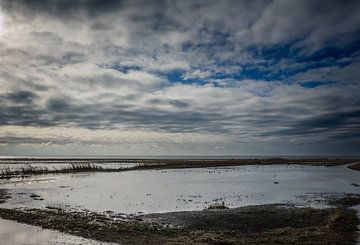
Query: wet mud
[{"left": 0, "top": 197, "right": 358, "bottom": 244}]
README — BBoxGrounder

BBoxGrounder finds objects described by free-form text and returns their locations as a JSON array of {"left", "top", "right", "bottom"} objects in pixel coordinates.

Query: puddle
[{"left": 0, "top": 218, "right": 110, "bottom": 245}]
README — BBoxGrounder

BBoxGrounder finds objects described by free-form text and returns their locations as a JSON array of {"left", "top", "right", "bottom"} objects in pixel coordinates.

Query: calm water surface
[
  {"left": 1, "top": 164, "right": 359, "bottom": 214},
  {"left": 0, "top": 218, "right": 111, "bottom": 245}
]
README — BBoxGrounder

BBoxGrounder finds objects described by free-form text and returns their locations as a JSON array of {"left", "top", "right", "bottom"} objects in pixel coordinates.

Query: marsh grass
[
  {"left": 1, "top": 158, "right": 358, "bottom": 179},
  {"left": 135, "top": 162, "right": 166, "bottom": 168},
  {"left": 0, "top": 163, "right": 104, "bottom": 179}
]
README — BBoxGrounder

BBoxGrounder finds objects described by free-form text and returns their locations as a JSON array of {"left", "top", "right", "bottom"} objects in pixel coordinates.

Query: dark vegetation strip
[
  {"left": 348, "top": 162, "right": 360, "bottom": 172},
  {"left": 0, "top": 158, "right": 359, "bottom": 179},
  {"left": 0, "top": 163, "right": 104, "bottom": 179},
  {"left": 132, "top": 158, "right": 358, "bottom": 168},
  {"left": 2, "top": 157, "right": 358, "bottom": 165}
]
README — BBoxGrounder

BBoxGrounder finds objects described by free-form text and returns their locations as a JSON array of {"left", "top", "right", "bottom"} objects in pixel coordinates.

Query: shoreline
[
  {"left": 1, "top": 158, "right": 359, "bottom": 179},
  {"left": 1, "top": 157, "right": 358, "bottom": 164},
  {"left": 1, "top": 166, "right": 360, "bottom": 244}
]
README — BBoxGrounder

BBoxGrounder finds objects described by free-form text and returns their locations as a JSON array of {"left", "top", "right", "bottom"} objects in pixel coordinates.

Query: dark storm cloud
[
  {"left": 1, "top": 91, "right": 227, "bottom": 133},
  {"left": 260, "top": 108, "right": 360, "bottom": 141},
  {"left": 2, "top": 88, "right": 358, "bottom": 143},
  {"left": 0, "top": 0, "right": 126, "bottom": 18},
  {"left": 168, "top": 99, "right": 189, "bottom": 109},
  {"left": 2, "top": 90, "right": 38, "bottom": 104},
  {"left": 0, "top": 91, "right": 50, "bottom": 127},
  {"left": 301, "top": 110, "right": 360, "bottom": 129},
  {"left": 46, "top": 51, "right": 86, "bottom": 65},
  {"left": 0, "top": 136, "right": 74, "bottom": 145},
  {"left": 44, "top": 100, "right": 225, "bottom": 133},
  {"left": 0, "top": 106, "right": 52, "bottom": 127},
  {"left": 147, "top": 98, "right": 190, "bottom": 109},
  {"left": 47, "top": 97, "right": 72, "bottom": 113}
]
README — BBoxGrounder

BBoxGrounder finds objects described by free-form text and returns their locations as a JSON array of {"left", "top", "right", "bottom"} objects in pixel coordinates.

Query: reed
[{"left": 0, "top": 163, "right": 104, "bottom": 179}]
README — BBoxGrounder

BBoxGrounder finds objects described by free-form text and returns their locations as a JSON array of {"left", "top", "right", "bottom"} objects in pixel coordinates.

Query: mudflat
[
  {"left": 0, "top": 206, "right": 357, "bottom": 244},
  {"left": 0, "top": 188, "right": 359, "bottom": 245},
  {"left": 1, "top": 160, "right": 359, "bottom": 244}
]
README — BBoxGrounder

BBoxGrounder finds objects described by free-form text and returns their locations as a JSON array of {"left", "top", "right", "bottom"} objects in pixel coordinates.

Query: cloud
[
  {"left": 2, "top": 90, "right": 38, "bottom": 104},
  {"left": 0, "top": 0, "right": 359, "bottom": 155}
]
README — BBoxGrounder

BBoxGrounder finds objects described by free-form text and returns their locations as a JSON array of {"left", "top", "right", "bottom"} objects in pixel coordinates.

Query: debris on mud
[
  {"left": 0, "top": 189, "right": 11, "bottom": 204},
  {"left": 30, "top": 194, "right": 44, "bottom": 201},
  {"left": 328, "top": 193, "right": 360, "bottom": 207},
  {"left": 207, "top": 201, "right": 228, "bottom": 210}
]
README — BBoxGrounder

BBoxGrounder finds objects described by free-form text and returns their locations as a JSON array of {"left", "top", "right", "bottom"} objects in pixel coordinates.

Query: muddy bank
[
  {"left": 349, "top": 162, "right": 360, "bottom": 172},
  {"left": 132, "top": 158, "right": 359, "bottom": 168},
  {"left": 0, "top": 203, "right": 358, "bottom": 244},
  {"left": 0, "top": 189, "right": 10, "bottom": 204},
  {"left": 2, "top": 157, "right": 358, "bottom": 167}
]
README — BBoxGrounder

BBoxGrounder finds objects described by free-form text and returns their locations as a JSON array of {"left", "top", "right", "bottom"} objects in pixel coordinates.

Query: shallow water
[
  {"left": 1, "top": 164, "right": 359, "bottom": 214},
  {"left": 0, "top": 218, "right": 110, "bottom": 245}
]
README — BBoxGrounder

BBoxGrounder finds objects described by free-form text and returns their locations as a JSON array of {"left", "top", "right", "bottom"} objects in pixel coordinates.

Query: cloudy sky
[{"left": 0, "top": 0, "right": 359, "bottom": 156}]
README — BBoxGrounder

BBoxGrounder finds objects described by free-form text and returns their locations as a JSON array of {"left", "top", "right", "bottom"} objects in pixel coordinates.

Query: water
[
  {"left": 0, "top": 218, "right": 110, "bottom": 245},
  {"left": 1, "top": 164, "right": 359, "bottom": 214}
]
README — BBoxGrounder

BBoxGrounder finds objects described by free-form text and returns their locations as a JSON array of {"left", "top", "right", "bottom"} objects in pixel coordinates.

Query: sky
[{"left": 0, "top": 0, "right": 359, "bottom": 156}]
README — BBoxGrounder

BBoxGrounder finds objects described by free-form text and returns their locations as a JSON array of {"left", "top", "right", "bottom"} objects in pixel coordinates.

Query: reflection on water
[
  {"left": 2, "top": 164, "right": 360, "bottom": 214},
  {"left": 0, "top": 218, "right": 106, "bottom": 245}
]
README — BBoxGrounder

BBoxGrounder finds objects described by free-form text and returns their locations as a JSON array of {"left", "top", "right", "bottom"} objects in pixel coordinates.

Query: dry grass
[
  {"left": 207, "top": 201, "right": 228, "bottom": 209},
  {"left": 1, "top": 158, "right": 358, "bottom": 179},
  {"left": 0, "top": 163, "right": 103, "bottom": 179}
]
